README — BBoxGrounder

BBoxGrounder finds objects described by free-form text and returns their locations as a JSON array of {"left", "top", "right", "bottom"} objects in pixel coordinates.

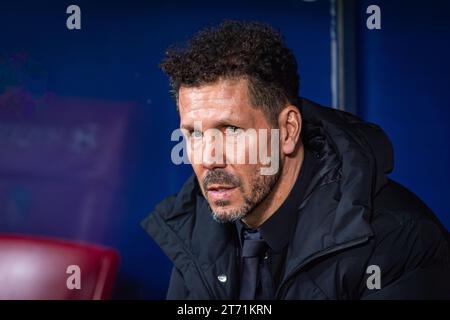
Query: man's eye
[
  {"left": 225, "top": 126, "right": 243, "bottom": 135},
  {"left": 190, "top": 130, "right": 203, "bottom": 139}
]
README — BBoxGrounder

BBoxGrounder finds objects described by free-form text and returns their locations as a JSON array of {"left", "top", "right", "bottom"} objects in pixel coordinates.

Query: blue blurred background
[{"left": 0, "top": 0, "right": 449, "bottom": 299}]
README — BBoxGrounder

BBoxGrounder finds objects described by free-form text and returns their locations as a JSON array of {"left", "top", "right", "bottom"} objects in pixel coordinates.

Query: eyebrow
[{"left": 180, "top": 117, "right": 239, "bottom": 131}]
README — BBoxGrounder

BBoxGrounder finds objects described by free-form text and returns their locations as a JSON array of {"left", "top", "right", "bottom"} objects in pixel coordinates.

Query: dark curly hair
[{"left": 160, "top": 20, "right": 300, "bottom": 125}]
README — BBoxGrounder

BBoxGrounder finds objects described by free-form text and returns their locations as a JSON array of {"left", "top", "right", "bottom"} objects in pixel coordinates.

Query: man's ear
[{"left": 278, "top": 106, "right": 302, "bottom": 156}]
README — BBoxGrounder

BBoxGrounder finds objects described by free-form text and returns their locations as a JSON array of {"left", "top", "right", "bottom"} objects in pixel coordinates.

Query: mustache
[{"left": 202, "top": 169, "right": 241, "bottom": 190}]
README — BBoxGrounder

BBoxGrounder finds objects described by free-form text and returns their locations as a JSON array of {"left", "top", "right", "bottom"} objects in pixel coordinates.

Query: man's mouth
[{"left": 206, "top": 184, "right": 237, "bottom": 200}]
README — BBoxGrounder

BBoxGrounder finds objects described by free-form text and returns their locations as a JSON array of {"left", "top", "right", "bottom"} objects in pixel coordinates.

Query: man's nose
[{"left": 201, "top": 134, "right": 226, "bottom": 170}]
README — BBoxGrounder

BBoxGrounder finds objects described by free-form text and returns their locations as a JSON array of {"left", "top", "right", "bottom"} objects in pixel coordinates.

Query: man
[{"left": 141, "top": 21, "right": 450, "bottom": 299}]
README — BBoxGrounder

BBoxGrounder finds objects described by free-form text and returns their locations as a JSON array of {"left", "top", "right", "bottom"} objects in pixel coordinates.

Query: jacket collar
[{"left": 274, "top": 98, "right": 393, "bottom": 295}]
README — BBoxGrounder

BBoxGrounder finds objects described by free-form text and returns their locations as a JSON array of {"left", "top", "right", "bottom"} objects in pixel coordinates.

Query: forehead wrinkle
[
  {"left": 183, "top": 108, "right": 238, "bottom": 129},
  {"left": 183, "top": 94, "right": 243, "bottom": 112},
  {"left": 179, "top": 79, "right": 249, "bottom": 109}
]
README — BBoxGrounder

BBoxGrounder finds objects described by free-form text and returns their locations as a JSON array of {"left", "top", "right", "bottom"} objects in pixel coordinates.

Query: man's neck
[{"left": 241, "top": 145, "right": 305, "bottom": 229}]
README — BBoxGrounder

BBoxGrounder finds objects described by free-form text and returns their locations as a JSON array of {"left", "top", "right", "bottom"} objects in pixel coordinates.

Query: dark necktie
[{"left": 239, "top": 229, "right": 273, "bottom": 300}]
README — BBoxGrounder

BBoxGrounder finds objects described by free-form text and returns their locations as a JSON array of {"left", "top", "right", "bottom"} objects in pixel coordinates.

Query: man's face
[{"left": 178, "top": 78, "right": 281, "bottom": 223}]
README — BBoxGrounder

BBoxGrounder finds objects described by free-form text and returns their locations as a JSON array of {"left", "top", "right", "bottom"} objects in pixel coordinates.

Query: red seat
[{"left": 0, "top": 234, "right": 119, "bottom": 300}]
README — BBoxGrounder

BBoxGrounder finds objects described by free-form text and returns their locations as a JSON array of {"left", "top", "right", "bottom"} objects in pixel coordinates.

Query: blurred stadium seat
[{"left": 0, "top": 234, "right": 119, "bottom": 300}]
